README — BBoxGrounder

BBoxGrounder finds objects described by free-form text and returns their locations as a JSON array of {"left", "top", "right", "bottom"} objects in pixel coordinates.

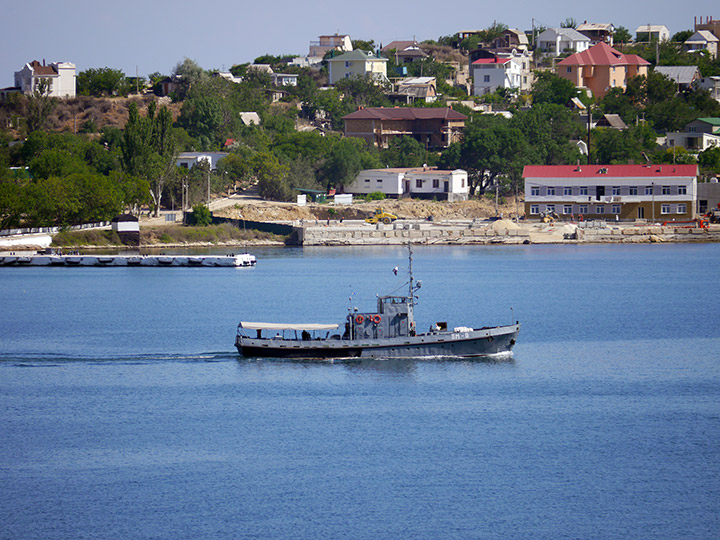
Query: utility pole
[{"left": 587, "top": 108, "right": 592, "bottom": 165}]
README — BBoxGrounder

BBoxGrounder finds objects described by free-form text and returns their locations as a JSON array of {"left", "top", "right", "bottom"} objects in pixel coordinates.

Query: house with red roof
[
  {"left": 342, "top": 107, "right": 467, "bottom": 149},
  {"left": 471, "top": 50, "right": 532, "bottom": 96},
  {"left": 523, "top": 164, "right": 698, "bottom": 221},
  {"left": 556, "top": 42, "right": 650, "bottom": 98}
]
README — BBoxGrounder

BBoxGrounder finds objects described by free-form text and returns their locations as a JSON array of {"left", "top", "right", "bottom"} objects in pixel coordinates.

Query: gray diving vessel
[{"left": 235, "top": 247, "right": 519, "bottom": 359}]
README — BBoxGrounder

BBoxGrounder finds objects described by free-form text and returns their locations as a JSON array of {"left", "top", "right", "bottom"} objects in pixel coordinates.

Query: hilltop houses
[{"left": 12, "top": 60, "right": 76, "bottom": 98}]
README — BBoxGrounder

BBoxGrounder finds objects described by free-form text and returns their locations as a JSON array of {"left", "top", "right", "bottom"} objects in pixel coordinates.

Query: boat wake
[{"left": 0, "top": 351, "right": 239, "bottom": 365}]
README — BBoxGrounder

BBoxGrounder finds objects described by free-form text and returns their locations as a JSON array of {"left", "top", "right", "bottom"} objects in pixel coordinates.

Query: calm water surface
[{"left": 1, "top": 244, "right": 719, "bottom": 539}]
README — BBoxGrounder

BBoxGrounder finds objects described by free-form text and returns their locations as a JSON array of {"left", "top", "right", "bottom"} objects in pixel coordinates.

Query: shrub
[
  {"left": 366, "top": 191, "right": 386, "bottom": 201},
  {"left": 192, "top": 203, "right": 212, "bottom": 226}
]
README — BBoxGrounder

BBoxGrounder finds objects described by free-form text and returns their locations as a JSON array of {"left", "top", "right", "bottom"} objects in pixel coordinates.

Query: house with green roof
[
  {"left": 666, "top": 118, "right": 720, "bottom": 152},
  {"left": 326, "top": 50, "right": 388, "bottom": 85}
]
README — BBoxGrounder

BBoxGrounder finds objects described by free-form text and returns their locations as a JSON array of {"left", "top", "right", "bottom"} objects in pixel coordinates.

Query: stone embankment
[{"left": 296, "top": 219, "right": 720, "bottom": 246}]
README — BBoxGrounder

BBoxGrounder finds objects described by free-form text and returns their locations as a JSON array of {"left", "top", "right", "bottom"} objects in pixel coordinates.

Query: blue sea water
[{"left": 1, "top": 244, "right": 719, "bottom": 539}]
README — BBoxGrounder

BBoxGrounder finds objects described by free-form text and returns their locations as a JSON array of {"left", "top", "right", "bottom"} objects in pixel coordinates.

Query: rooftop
[
  {"left": 557, "top": 42, "right": 650, "bottom": 67},
  {"left": 343, "top": 107, "right": 467, "bottom": 121},
  {"left": 523, "top": 164, "right": 698, "bottom": 178}
]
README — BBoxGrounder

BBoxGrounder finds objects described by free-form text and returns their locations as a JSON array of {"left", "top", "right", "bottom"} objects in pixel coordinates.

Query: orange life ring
[
  {"left": 355, "top": 315, "right": 364, "bottom": 324},
  {"left": 373, "top": 315, "right": 382, "bottom": 324}
]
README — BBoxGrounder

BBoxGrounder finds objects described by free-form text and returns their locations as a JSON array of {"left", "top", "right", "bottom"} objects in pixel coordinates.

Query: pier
[{"left": 0, "top": 254, "right": 256, "bottom": 267}]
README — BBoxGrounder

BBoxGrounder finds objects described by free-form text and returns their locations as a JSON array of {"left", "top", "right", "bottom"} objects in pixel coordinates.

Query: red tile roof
[
  {"left": 29, "top": 60, "right": 58, "bottom": 76},
  {"left": 523, "top": 164, "right": 697, "bottom": 178},
  {"left": 557, "top": 42, "right": 650, "bottom": 67},
  {"left": 472, "top": 58, "right": 511, "bottom": 65},
  {"left": 343, "top": 107, "right": 467, "bottom": 121}
]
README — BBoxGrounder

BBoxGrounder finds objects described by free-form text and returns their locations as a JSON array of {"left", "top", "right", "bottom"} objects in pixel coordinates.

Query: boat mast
[
  {"left": 407, "top": 244, "right": 416, "bottom": 331},
  {"left": 408, "top": 243, "right": 414, "bottom": 305}
]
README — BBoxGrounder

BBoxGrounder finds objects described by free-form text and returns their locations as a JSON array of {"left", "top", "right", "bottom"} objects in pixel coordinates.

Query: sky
[{"left": 1, "top": 0, "right": 716, "bottom": 88}]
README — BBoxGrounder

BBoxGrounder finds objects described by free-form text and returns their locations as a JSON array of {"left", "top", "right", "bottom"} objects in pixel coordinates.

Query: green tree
[
  {"left": 121, "top": 102, "right": 177, "bottom": 216},
  {"left": 560, "top": 18, "right": 577, "bottom": 29},
  {"left": 531, "top": 71, "right": 579, "bottom": 105},
  {"left": 321, "top": 137, "right": 375, "bottom": 188},
  {"left": 26, "top": 78, "right": 56, "bottom": 133},
  {"left": 352, "top": 39, "right": 376, "bottom": 52},
  {"left": 698, "top": 147, "right": 720, "bottom": 178},
  {"left": 192, "top": 203, "right": 212, "bottom": 225},
  {"left": 672, "top": 30, "right": 693, "bottom": 42},
  {"left": 171, "top": 58, "right": 208, "bottom": 100},
  {"left": 76, "top": 67, "right": 126, "bottom": 96},
  {"left": 613, "top": 26, "right": 632, "bottom": 44},
  {"left": 381, "top": 136, "right": 429, "bottom": 168}
]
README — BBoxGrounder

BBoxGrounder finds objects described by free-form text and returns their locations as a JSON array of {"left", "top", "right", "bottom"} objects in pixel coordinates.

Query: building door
[
  {"left": 444, "top": 181, "right": 449, "bottom": 193},
  {"left": 596, "top": 185, "right": 605, "bottom": 200},
  {"left": 404, "top": 181, "right": 410, "bottom": 194},
  {"left": 637, "top": 207, "right": 645, "bottom": 219}
]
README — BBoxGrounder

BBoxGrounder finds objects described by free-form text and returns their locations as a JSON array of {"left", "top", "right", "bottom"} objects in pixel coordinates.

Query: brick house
[{"left": 343, "top": 107, "right": 467, "bottom": 149}]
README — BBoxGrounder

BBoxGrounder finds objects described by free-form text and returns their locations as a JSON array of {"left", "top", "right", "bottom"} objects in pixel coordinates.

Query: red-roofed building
[
  {"left": 556, "top": 42, "right": 650, "bottom": 98},
  {"left": 343, "top": 107, "right": 467, "bottom": 149},
  {"left": 523, "top": 164, "right": 698, "bottom": 220},
  {"left": 471, "top": 50, "right": 532, "bottom": 95}
]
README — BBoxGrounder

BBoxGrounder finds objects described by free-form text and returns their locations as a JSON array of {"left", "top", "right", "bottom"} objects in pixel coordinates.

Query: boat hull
[{"left": 236, "top": 324, "right": 519, "bottom": 359}]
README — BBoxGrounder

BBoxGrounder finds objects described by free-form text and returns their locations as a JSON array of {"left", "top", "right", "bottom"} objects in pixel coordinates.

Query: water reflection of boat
[{"left": 236, "top": 246, "right": 519, "bottom": 360}]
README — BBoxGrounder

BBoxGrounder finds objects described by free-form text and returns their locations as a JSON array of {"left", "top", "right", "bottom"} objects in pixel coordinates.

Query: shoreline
[{"left": 3, "top": 219, "right": 719, "bottom": 253}]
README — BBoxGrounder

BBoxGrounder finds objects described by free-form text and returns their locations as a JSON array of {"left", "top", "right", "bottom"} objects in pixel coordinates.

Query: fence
[{"left": 0, "top": 221, "right": 111, "bottom": 237}]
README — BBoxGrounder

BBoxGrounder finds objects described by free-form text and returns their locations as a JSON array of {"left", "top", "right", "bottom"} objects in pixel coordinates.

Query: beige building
[
  {"left": 326, "top": 50, "right": 388, "bottom": 85},
  {"left": 523, "top": 164, "right": 698, "bottom": 221},
  {"left": 556, "top": 42, "right": 650, "bottom": 99}
]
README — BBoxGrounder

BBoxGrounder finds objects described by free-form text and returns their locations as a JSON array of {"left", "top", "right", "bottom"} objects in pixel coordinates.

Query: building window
[
  {"left": 580, "top": 186, "right": 588, "bottom": 195},
  {"left": 483, "top": 75, "right": 490, "bottom": 82},
  {"left": 563, "top": 205, "right": 573, "bottom": 214},
  {"left": 579, "top": 205, "right": 588, "bottom": 214},
  {"left": 611, "top": 205, "right": 621, "bottom": 214},
  {"left": 530, "top": 205, "right": 539, "bottom": 215},
  {"left": 547, "top": 187, "right": 555, "bottom": 196},
  {"left": 564, "top": 187, "right": 572, "bottom": 196},
  {"left": 678, "top": 186, "right": 687, "bottom": 195},
  {"left": 661, "top": 204, "right": 671, "bottom": 214},
  {"left": 596, "top": 205, "right": 605, "bottom": 214},
  {"left": 461, "top": 178, "right": 465, "bottom": 188},
  {"left": 612, "top": 186, "right": 621, "bottom": 196},
  {"left": 531, "top": 186, "right": 539, "bottom": 196},
  {"left": 645, "top": 186, "right": 653, "bottom": 195},
  {"left": 416, "top": 179, "right": 423, "bottom": 188},
  {"left": 376, "top": 179, "right": 382, "bottom": 183},
  {"left": 547, "top": 204, "right": 555, "bottom": 213},
  {"left": 677, "top": 204, "right": 687, "bottom": 214},
  {"left": 365, "top": 179, "right": 370, "bottom": 183},
  {"left": 433, "top": 179, "right": 439, "bottom": 188},
  {"left": 566, "top": 67, "right": 572, "bottom": 73},
  {"left": 629, "top": 186, "right": 638, "bottom": 195},
  {"left": 662, "top": 186, "right": 671, "bottom": 195},
  {"left": 345, "top": 61, "right": 351, "bottom": 67}
]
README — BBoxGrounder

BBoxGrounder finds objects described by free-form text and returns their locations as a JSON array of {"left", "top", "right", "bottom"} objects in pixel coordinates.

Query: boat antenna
[{"left": 408, "top": 243, "right": 414, "bottom": 306}]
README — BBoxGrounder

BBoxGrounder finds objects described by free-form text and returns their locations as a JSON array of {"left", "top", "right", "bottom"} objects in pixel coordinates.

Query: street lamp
[{"left": 651, "top": 182, "right": 655, "bottom": 223}]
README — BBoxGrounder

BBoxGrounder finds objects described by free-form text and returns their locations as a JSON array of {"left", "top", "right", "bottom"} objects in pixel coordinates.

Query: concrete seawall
[{"left": 294, "top": 220, "right": 720, "bottom": 246}]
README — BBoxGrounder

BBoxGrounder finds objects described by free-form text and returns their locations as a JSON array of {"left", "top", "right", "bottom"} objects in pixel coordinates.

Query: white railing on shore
[{"left": 0, "top": 221, "right": 111, "bottom": 237}]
